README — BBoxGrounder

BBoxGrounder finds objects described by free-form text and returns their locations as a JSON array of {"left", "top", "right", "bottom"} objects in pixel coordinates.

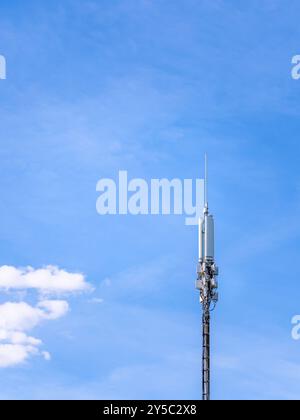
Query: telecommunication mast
[{"left": 196, "top": 157, "right": 219, "bottom": 401}]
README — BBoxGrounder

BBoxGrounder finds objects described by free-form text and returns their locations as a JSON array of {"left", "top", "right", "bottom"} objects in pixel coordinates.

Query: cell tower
[{"left": 196, "top": 156, "right": 219, "bottom": 401}]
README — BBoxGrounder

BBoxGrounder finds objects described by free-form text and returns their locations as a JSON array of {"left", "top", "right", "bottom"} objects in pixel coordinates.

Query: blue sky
[{"left": 0, "top": 0, "right": 300, "bottom": 400}]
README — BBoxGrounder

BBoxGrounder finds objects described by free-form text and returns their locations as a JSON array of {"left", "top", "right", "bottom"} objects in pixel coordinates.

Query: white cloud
[
  {"left": 0, "top": 344, "right": 39, "bottom": 368},
  {"left": 0, "top": 302, "right": 43, "bottom": 331},
  {"left": 0, "top": 265, "right": 92, "bottom": 368},
  {"left": 0, "top": 265, "right": 91, "bottom": 294},
  {"left": 42, "top": 351, "right": 51, "bottom": 361},
  {"left": 38, "top": 300, "right": 69, "bottom": 319},
  {"left": 0, "top": 330, "right": 41, "bottom": 346},
  {"left": 0, "top": 300, "right": 69, "bottom": 368}
]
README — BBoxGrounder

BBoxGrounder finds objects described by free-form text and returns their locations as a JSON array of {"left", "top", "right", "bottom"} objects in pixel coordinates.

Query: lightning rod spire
[{"left": 204, "top": 153, "right": 208, "bottom": 207}]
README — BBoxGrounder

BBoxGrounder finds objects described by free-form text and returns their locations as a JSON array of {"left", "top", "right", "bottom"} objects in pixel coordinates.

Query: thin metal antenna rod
[{"left": 204, "top": 154, "right": 208, "bottom": 206}]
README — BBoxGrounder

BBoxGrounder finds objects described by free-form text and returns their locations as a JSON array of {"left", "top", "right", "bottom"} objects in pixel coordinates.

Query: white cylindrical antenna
[
  {"left": 199, "top": 217, "right": 204, "bottom": 261},
  {"left": 204, "top": 214, "right": 215, "bottom": 260}
]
